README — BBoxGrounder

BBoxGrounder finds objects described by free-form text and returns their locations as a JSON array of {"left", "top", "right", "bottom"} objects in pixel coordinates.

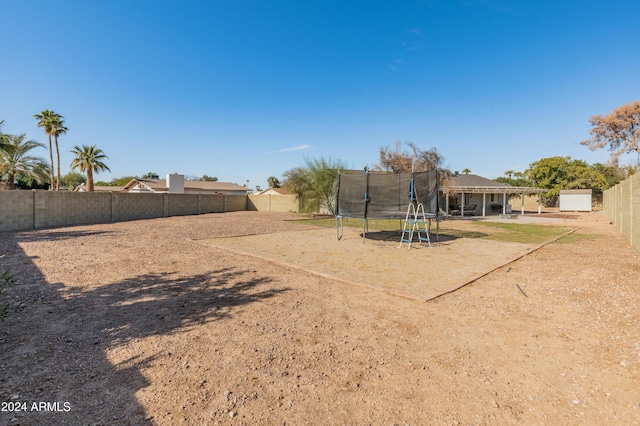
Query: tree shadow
[
  {"left": 61, "top": 268, "right": 284, "bottom": 346},
  {"left": 0, "top": 232, "right": 286, "bottom": 425}
]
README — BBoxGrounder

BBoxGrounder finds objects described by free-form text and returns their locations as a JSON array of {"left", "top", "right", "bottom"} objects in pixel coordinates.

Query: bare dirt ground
[{"left": 1, "top": 210, "right": 639, "bottom": 425}]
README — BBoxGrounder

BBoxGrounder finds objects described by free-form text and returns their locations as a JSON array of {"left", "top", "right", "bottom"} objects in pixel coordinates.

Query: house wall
[
  {"left": 443, "top": 192, "right": 541, "bottom": 215},
  {"left": 247, "top": 194, "right": 299, "bottom": 212},
  {"left": 445, "top": 193, "right": 508, "bottom": 215},
  {"left": 0, "top": 191, "right": 287, "bottom": 232}
]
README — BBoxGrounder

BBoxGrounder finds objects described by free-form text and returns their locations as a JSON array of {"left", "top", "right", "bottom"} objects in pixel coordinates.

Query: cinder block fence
[
  {"left": 603, "top": 171, "right": 640, "bottom": 254},
  {"left": 0, "top": 191, "right": 299, "bottom": 232}
]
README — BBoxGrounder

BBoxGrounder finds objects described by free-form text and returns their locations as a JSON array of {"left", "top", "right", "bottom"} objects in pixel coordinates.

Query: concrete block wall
[
  {"left": 247, "top": 194, "right": 299, "bottom": 212},
  {"left": 198, "top": 194, "right": 225, "bottom": 214},
  {"left": 225, "top": 195, "right": 248, "bottom": 212},
  {"left": 112, "top": 193, "right": 164, "bottom": 222},
  {"left": 603, "top": 171, "right": 640, "bottom": 254},
  {"left": 0, "top": 191, "right": 35, "bottom": 232},
  {"left": 168, "top": 193, "right": 199, "bottom": 216},
  {"left": 41, "top": 191, "right": 112, "bottom": 228},
  {"left": 0, "top": 190, "right": 299, "bottom": 233}
]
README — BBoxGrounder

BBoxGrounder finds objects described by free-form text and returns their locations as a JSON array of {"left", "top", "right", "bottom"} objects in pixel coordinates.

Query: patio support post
[
  {"left": 482, "top": 192, "right": 486, "bottom": 217},
  {"left": 502, "top": 193, "right": 507, "bottom": 215},
  {"left": 538, "top": 194, "right": 542, "bottom": 214},
  {"left": 445, "top": 193, "right": 449, "bottom": 216},
  {"left": 521, "top": 193, "right": 525, "bottom": 214},
  {"left": 461, "top": 192, "right": 465, "bottom": 217}
]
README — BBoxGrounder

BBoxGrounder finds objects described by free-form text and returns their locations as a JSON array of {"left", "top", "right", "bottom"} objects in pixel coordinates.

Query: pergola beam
[{"left": 445, "top": 186, "right": 544, "bottom": 194}]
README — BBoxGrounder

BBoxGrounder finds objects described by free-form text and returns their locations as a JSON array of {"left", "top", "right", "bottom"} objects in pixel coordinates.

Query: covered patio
[{"left": 443, "top": 174, "right": 544, "bottom": 217}]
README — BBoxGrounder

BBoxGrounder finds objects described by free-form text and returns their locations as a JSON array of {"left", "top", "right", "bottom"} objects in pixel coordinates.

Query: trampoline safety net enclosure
[{"left": 336, "top": 169, "right": 439, "bottom": 219}]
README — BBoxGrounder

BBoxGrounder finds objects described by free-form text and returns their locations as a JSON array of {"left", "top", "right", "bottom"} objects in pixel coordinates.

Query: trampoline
[{"left": 335, "top": 169, "right": 440, "bottom": 243}]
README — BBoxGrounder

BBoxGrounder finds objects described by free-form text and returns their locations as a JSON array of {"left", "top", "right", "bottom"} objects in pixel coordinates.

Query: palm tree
[
  {"left": 69, "top": 145, "right": 111, "bottom": 192},
  {"left": 0, "top": 134, "right": 48, "bottom": 190},
  {"left": 50, "top": 114, "right": 67, "bottom": 191},
  {"left": 34, "top": 110, "right": 58, "bottom": 190},
  {"left": 462, "top": 168, "right": 471, "bottom": 174},
  {"left": 0, "top": 120, "right": 10, "bottom": 152}
]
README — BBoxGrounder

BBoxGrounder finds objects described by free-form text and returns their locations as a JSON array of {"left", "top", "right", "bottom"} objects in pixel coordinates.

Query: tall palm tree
[
  {"left": 0, "top": 120, "right": 9, "bottom": 152},
  {"left": 34, "top": 110, "right": 57, "bottom": 190},
  {"left": 0, "top": 134, "right": 48, "bottom": 190},
  {"left": 69, "top": 145, "right": 111, "bottom": 192},
  {"left": 50, "top": 115, "right": 68, "bottom": 191}
]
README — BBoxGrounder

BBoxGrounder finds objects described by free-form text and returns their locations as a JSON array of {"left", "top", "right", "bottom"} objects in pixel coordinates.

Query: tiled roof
[
  {"left": 185, "top": 181, "right": 250, "bottom": 191},
  {"left": 257, "top": 187, "right": 292, "bottom": 195},
  {"left": 75, "top": 185, "right": 124, "bottom": 192},
  {"left": 123, "top": 178, "right": 250, "bottom": 192}
]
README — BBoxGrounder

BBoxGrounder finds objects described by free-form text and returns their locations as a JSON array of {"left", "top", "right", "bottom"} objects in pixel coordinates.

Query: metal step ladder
[{"left": 398, "top": 203, "right": 431, "bottom": 250}]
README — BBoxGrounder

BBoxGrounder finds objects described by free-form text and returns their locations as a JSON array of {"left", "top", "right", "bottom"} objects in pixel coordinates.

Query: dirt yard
[{"left": 1, "top": 211, "right": 639, "bottom": 425}]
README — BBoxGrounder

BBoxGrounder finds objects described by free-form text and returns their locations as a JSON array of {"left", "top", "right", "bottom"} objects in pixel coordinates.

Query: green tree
[
  {"left": 15, "top": 161, "right": 50, "bottom": 189},
  {"left": 61, "top": 172, "right": 86, "bottom": 190},
  {"left": 282, "top": 157, "right": 347, "bottom": 214},
  {"left": 282, "top": 167, "right": 308, "bottom": 196},
  {"left": 110, "top": 176, "right": 137, "bottom": 186},
  {"left": 142, "top": 172, "right": 159, "bottom": 179},
  {"left": 34, "top": 110, "right": 59, "bottom": 190},
  {"left": 526, "top": 156, "right": 610, "bottom": 207},
  {"left": 581, "top": 101, "right": 640, "bottom": 165},
  {"left": 267, "top": 176, "right": 281, "bottom": 188},
  {"left": 69, "top": 145, "right": 111, "bottom": 192},
  {"left": 0, "top": 134, "right": 48, "bottom": 190},
  {"left": 462, "top": 168, "right": 471, "bottom": 174}
]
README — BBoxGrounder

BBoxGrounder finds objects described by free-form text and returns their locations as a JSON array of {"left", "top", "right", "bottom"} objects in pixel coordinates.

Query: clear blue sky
[{"left": 2, "top": 0, "right": 639, "bottom": 189}]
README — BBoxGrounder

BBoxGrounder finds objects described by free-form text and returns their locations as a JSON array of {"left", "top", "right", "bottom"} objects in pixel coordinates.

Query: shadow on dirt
[
  {"left": 361, "top": 230, "right": 488, "bottom": 242},
  {"left": 0, "top": 232, "right": 285, "bottom": 425}
]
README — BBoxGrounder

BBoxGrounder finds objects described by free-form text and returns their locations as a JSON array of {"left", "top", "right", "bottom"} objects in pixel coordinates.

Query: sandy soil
[{"left": 1, "top": 210, "right": 639, "bottom": 425}]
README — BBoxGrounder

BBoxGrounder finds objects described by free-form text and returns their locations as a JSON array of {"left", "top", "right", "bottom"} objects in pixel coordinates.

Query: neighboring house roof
[
  {"left": 122, "top": 178, "right": 251, "bottom": 193},
  {"left": 75, "top": 185, "right": 124, "bottom": 192},
  {"left": 123, "top": 179, "right": 167, "bottom": 192},
  {"left": 257, "top": 187, "right": 292, "bottom": 195},
  {"left": 186, "top": 181, "right": 251, "bottom": 192},
  {"left": 446, "top": 173, "right": 542, "bottom": 194}
]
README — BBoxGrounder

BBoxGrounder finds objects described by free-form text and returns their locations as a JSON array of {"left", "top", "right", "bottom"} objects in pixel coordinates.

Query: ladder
[{"left": 398, "top": 203, "right": 431, "bottom": 250}]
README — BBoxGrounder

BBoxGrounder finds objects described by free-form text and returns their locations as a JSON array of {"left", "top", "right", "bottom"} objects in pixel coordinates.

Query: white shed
[{"left": 559, "top": 189, "right": 592, "bottom": 212}]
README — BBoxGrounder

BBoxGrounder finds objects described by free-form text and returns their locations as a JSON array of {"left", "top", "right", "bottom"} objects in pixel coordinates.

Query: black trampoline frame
[{"left": 335, "top": 169, "right": 440, "bottom": 243}]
